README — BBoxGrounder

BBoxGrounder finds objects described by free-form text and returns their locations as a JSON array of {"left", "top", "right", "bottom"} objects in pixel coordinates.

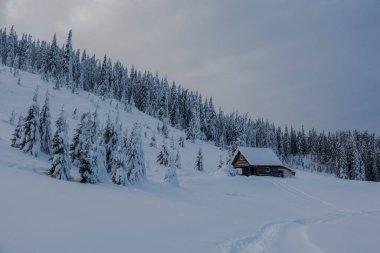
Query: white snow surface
[
  {"left": 236, "top": 147, "right": 283, "bottom": 166},
  {"left": 0, "top": 66, "right": 380, "bottom": 253}
]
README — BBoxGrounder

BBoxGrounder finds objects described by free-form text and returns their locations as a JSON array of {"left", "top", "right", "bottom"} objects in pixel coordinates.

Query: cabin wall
[{"left": 253, "top": 166, "right": 283, "bottom": 177}]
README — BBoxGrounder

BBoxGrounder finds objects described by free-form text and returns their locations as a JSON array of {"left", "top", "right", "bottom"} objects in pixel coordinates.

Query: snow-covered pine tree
[
  {"left": 79, "top": 150, "right": 97, "bottom": 184},
  {"left": 110, "top": 122, "right": 126, "bottom": 185},
  {"left": 164, "top": 152, "right": 179, "bottom": 186},
  {"left": 217, "top": 153, "right": 224, "bottom": 170},
  {"left": 11, "top": 115, "right": 24, "bottom": 148},
  {"left": 97, "top": 55, "right": 110, "bottom": 97},
  {"left": 111, "top": 146, "right": 128, "bottom": 185},
  {"left": 174, "top": 150, "right": 181, "bottom": 169},
  {"left": 94, "top": 135, "right": 107, "bottom": 182},
  {"left": 352, "top": 135, "right": 365, "bottom": 181},
  {"left": 103, "top": 115, "right": 118, "bottom": 173},
  {"left": 157, "top": 141, "right": 169, "bottom": 166},
  {"left": 48, "top": 108, "right": 71, "bottom": 180},
  {"left": 63, "top": 30, "right": 74, "bottom": 90},
  {"left": 78, "top": 113, "right": 98, "bottom": 184},
  {"left": 194, "top": 146, "right": 204, "bottom": 171},
  {"left": 39, "top": 90, "right": 52, "bottom": 155},
  {"left": 70, "top": 112, "right": 88, "bottom": 166},
  {"left": 186, "top": 104, "right": 201, "bottom": 142},
  {"left": 46, "top": 33, "right": 60, "bottom": 80},
  {"left": 125, "top": 123, "right": 146, "bottom": 184},
  {"left": 161, "top": 118, "right": 169, "bottom": 138},
  {"left": 20, "top": 88, "right": 41, "bottom": 157}
]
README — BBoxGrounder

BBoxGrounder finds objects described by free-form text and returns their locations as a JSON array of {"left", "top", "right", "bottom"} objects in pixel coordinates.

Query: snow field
[{"left": 0, "top": 67, "right": 380, "bottom": 253}]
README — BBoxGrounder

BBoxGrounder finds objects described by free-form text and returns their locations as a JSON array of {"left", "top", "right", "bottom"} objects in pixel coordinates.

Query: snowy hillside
[{"left": 1, "top": 67, "right": 380, "bottom": 253}]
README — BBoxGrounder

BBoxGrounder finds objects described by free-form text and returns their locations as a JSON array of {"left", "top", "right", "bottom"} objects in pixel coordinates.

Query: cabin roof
[{"left": 234, "top": 147, "right": 283, "bottom": 166}]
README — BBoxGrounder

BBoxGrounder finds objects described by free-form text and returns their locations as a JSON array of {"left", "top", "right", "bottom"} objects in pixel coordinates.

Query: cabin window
[
  {"left": 239, "top": 156, "right": 244, "bottom": 161},
  {"left": 266, "top": 167, "right": 270, "bottom": 173}
]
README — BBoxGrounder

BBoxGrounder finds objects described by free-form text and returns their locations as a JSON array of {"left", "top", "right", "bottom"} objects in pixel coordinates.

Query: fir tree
[
  {"left": 78, "top": 113, "right": 98, "bottom": 184},
  {"left": 174, "top": 150, "right": 181, "bottom": 169},
  {"left": 125, "top": 123, "right": 146, "bottom": 184},
  {"left": 186, "top": 105, "right": 201, "bottom": 142},
  {"left": 161, "top": 118, "right": 169, "bottom": 138},
  {"left": 48, "top": 108, "right": 71, "bottom": 180},
  {"left": 11, "top": 115, "right": 23, "bottom": 148},
  {"left": 194, "top": 146, "right": 204, "bottom": 171},
  {"left": 20, "top": 88, "right": 41, "bottom": 157},
  {"left": 79, "top": 151, "right": 97, "bottom": 184},
  {"left": 70, "top": 112, "right": 88, "bottom": 166},
  {"left": 94, "top": 136, "right": 107, "bottom": 182},
  {"left": 217, "top": 153, "right": 224, "bottom": 170},
  {"left": 39, "top": 90, "right": 52, "bottom": 155},
  {"left": 63, "top": 30, "right": 74, "bottom": 89},
  {"left": 157, "top": 142, "right": 169, "bottom": 166},
  {"left": 111, "top": 146, "right": 128, "bottom": 185},
  {"left": 164, "top": 152, "right": 179, "bottom": 186},
  {"left": 103, "top": 115, "right": 118, "bottom": 173}
]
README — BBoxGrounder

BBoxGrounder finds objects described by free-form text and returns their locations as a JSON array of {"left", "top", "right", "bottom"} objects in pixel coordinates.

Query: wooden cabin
[{"left": 231, "top": 147, "right": 295, "bottom": 177}]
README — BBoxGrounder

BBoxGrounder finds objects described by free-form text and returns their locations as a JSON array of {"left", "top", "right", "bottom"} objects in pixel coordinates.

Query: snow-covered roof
[{"left": 234, "top": 147, "right": 283, "bottom": 166}]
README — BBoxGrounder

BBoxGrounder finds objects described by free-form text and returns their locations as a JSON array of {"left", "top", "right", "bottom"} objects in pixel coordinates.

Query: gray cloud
[{"left": 2, "top": 0, "right": 380, "bottom": 134}]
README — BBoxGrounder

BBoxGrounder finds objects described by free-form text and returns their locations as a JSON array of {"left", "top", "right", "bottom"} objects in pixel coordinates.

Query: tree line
[{"left": 1, "top": 26, "right": 379, "bottom": 181}]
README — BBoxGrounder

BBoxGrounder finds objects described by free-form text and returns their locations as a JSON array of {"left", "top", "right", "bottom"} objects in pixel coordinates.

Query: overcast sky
[{"left": 1, "top": 0, "right": 379, "bottom": 134}]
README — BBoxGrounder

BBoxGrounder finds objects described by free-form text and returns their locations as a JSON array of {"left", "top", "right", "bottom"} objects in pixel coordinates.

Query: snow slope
[{"left": 0, "top": 67, "right": 380, "bottom": 253}]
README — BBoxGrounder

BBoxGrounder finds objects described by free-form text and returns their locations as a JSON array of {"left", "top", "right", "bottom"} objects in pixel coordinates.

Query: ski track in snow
[
  {"left": 271, "top": 178, "right": 337, "bottom": 209},
  {"left": 218, "top": 178, "right": 380, "bottom": 253}
]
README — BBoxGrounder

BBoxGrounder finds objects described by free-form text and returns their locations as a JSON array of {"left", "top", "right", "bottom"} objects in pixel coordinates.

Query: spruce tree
[
  {"left": 103, "top": 115, "right": 118, "bottom": 173},
  {"left": 11, "top": 115, "right": 24, "bottom": 148},
  {"left": 111, "top": 146, "right": 128, "bottom": 185},
  {"left": 63, "top": 30, "right": 74, "bottom": 89},
  {"left": 174, "top": 150, "right": 181, "bottom": 169},
  {"left": 70, "top": 112, "right": 89, "bottom": 166},
  {"left": 78, "top": 113, "right": 98, "bottom": 184},
  {"left": 94, "top": 136, "right": 107, "bottom": 182},
  {"left": 48, "top": 108, "right": 71, "bottom": 180},
  {"left": 157, "top": 142, "right": 169, "bottom": 166},
  {"left": 20, "top": 88, "right": 41, "bottom": 157},
  {"left": 164, "top": 152, "right": 179, "bottom": 186},
  {"left": 161, "top": 118, "right": 169, "bottom": 138},
  {"left": 125, "top": 123, "right": 146, "bottom": 184},
  {"left": 194, "top": 146, "right": 204, "bottom": 171},
  {"left": 186, "top": 105, "right": 201, "bottom": 142},
  {"left": 217, "top": 153, "right": 224, "bottom": 170},
  {"left": 40, "top": 90, "right": 53, "bottom": 155}
]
